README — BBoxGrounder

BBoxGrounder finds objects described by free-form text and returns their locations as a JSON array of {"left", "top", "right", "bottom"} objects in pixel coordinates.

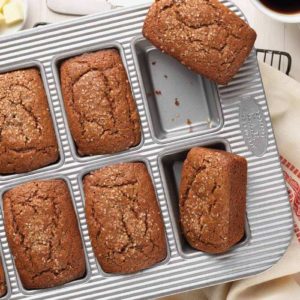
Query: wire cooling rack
[{"left": 256, "top": 49, "right": 292, "bottom": 75}]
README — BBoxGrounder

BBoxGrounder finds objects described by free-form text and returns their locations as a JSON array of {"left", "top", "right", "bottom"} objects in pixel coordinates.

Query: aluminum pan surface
[{"left": 0, "top": 1, "right": 293, "bottom": 299}]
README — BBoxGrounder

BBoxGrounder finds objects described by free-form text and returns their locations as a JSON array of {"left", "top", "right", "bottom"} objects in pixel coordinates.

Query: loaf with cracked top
[
  {"left": 179, "top": 147, "right": 247, "bottom": 253},
  {"left": 60, "top": 49, "right": 141, "bottom": 156},
  {"left": 143, "top": 0, "right": 257, "bottom": 85},
  {"left": 84, "top": 162, "right": 167, "bottom": 274},
  {"left": 0, "top": 68, "right": 59, "bottom": 174},
  {"left": 0, "top": 261, "right": 6, "bottom": 297},
  {"left": 3, "top": 179, "right": 86, "bottom": 289}
]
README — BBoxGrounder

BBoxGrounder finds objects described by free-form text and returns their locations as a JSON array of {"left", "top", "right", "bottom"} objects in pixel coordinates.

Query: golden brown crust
[
  {"left": 60, "top": 50, "right": 141, "bottom": 156},
  {"left": 143, "top": 0, "right": 257, "bottom": 85},
  {"left": 0, "top": 261, "right": 6, "bottom": 297},
  {"left": 3, "top": 180, "right": 86, "bottom": 289},
  {"left": 84, "top": 163, "right": 167, "bottom": 274},
  {"left": 179, "top": 147, "right": 247, "bottom": 253},
  {"left": 0, "top": 68, "right": 59, "bottom": 174}
]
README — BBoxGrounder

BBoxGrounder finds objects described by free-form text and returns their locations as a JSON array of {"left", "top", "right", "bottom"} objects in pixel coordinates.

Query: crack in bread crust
[
  {"left": 3, "top": 180, "right": 86, "bottom": 289},
  {"left": 60, "top": 50, "right": 141, "bottom": 156},
  {"left": 84, "top": 163, "right": 167, "bottom": 274},
  {"left": 71, "top": 69, "right": 118, "bottom": 137},
  {"left": 0, "top": 69, "right": 59, "bottom": 174},
  {"left": 143, "top": 0, "right": 257, "bottom": 85}
]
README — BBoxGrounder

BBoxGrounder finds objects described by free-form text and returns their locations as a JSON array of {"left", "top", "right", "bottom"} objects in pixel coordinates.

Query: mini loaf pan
[
  {"left": 131, "top": 36, "right": 223, "bottom": 143},
  {"left": 77, "top": 156, "right": 171, "bottom": 278},
  {"left": 0, "top": 174, "right": 92, "bottom": 296},
  {"left": 51, "top": 42, "right": 145, "bottom": 163},
  {"left": 0, "top": 0, "right": 293, "bottom": 299},
  {"left": 158, "top": 138, "right": 251, "bottom": 259}
]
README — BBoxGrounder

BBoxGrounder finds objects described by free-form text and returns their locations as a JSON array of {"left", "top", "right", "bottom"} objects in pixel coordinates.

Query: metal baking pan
[{"left": 0, "top": 0, "right": 293, "bottom": 299}]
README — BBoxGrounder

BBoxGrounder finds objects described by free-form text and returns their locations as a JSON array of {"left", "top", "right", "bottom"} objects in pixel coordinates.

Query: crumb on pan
[{"left": 186, "top": 118, "right": 192, "bottom": 125}]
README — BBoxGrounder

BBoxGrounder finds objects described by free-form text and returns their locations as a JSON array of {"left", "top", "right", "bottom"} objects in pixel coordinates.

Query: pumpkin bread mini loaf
[
  {"left": 179, "top": 147, "right": 247, "bottom": 253},
  {"left": 84, "top": 163, "right": 167, "bottom": 274},
  {"left": 60, "top": 50, "right": 141, "bottom": 156},
  {"left": 0, "top": 69, "right": 59, "bottom": 174},
  {"left": 3, "top": 180, "right": 86, "bottom": 289},
  {"left": 143, "top": 0, "right": 257, "bottom": 85}
]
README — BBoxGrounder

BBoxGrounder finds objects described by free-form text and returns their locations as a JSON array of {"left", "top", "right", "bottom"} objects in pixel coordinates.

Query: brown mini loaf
[
  {"left": 3, "top": 180, "right": 86, "bottom": 289},
  {"left": 84, "top": 163, "right": 167, "bottom": 274},
  {"left": 60, "top": 49, "right": 141, "bottom": 156},
  {"left": 0, "top": 261, "right": 6, "bottom": 297},
  {"left": 179, "top": 147, "right": 247, "bottom": 253},
  {"left": 143, "top": 0, "right": 257, "bottom": 85},
  {"left": 0, "top": 68, "right": 59, "bottom": 174}
]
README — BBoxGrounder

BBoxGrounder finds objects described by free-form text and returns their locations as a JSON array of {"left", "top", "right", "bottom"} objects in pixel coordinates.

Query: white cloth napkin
[{"left": 160, "top": 62, "right": 300, "bottom": 300}]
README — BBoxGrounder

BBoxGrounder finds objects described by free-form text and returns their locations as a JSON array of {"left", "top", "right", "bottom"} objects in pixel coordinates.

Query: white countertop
[{"left": 22, "top": 0, "right": 300, "bottom": 82}]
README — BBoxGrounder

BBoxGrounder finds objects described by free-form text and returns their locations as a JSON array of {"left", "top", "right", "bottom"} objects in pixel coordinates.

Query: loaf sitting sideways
[
  {"left": 143, "top": 0, "right": 257, "bottom": 85},
  {"left": 179, "top": 147, "right": 247, "bottom": 253}
]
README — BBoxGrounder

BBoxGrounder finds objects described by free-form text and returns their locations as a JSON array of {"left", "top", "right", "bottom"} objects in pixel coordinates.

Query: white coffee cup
[{"left": 250, "top": 0, "right": 300, "bottom": 23}]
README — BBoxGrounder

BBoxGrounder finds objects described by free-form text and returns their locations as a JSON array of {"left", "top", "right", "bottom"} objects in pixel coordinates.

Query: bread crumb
[
  {"left": 187, "top": 119, "right": 192, "bottom": 125},
  {"left": 175, "top": 98, "right": 180, "bottom": 106}
]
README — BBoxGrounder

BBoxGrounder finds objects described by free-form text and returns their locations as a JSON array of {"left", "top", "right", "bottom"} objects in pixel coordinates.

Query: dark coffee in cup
[{"left": 259, "top": 0, "right": 300, "bottom": 14}]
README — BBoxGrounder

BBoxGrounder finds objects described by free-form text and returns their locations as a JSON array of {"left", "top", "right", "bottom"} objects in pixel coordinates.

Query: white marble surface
[{"left": 23, "top": 0, "right": 300, "bottom": 81}]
